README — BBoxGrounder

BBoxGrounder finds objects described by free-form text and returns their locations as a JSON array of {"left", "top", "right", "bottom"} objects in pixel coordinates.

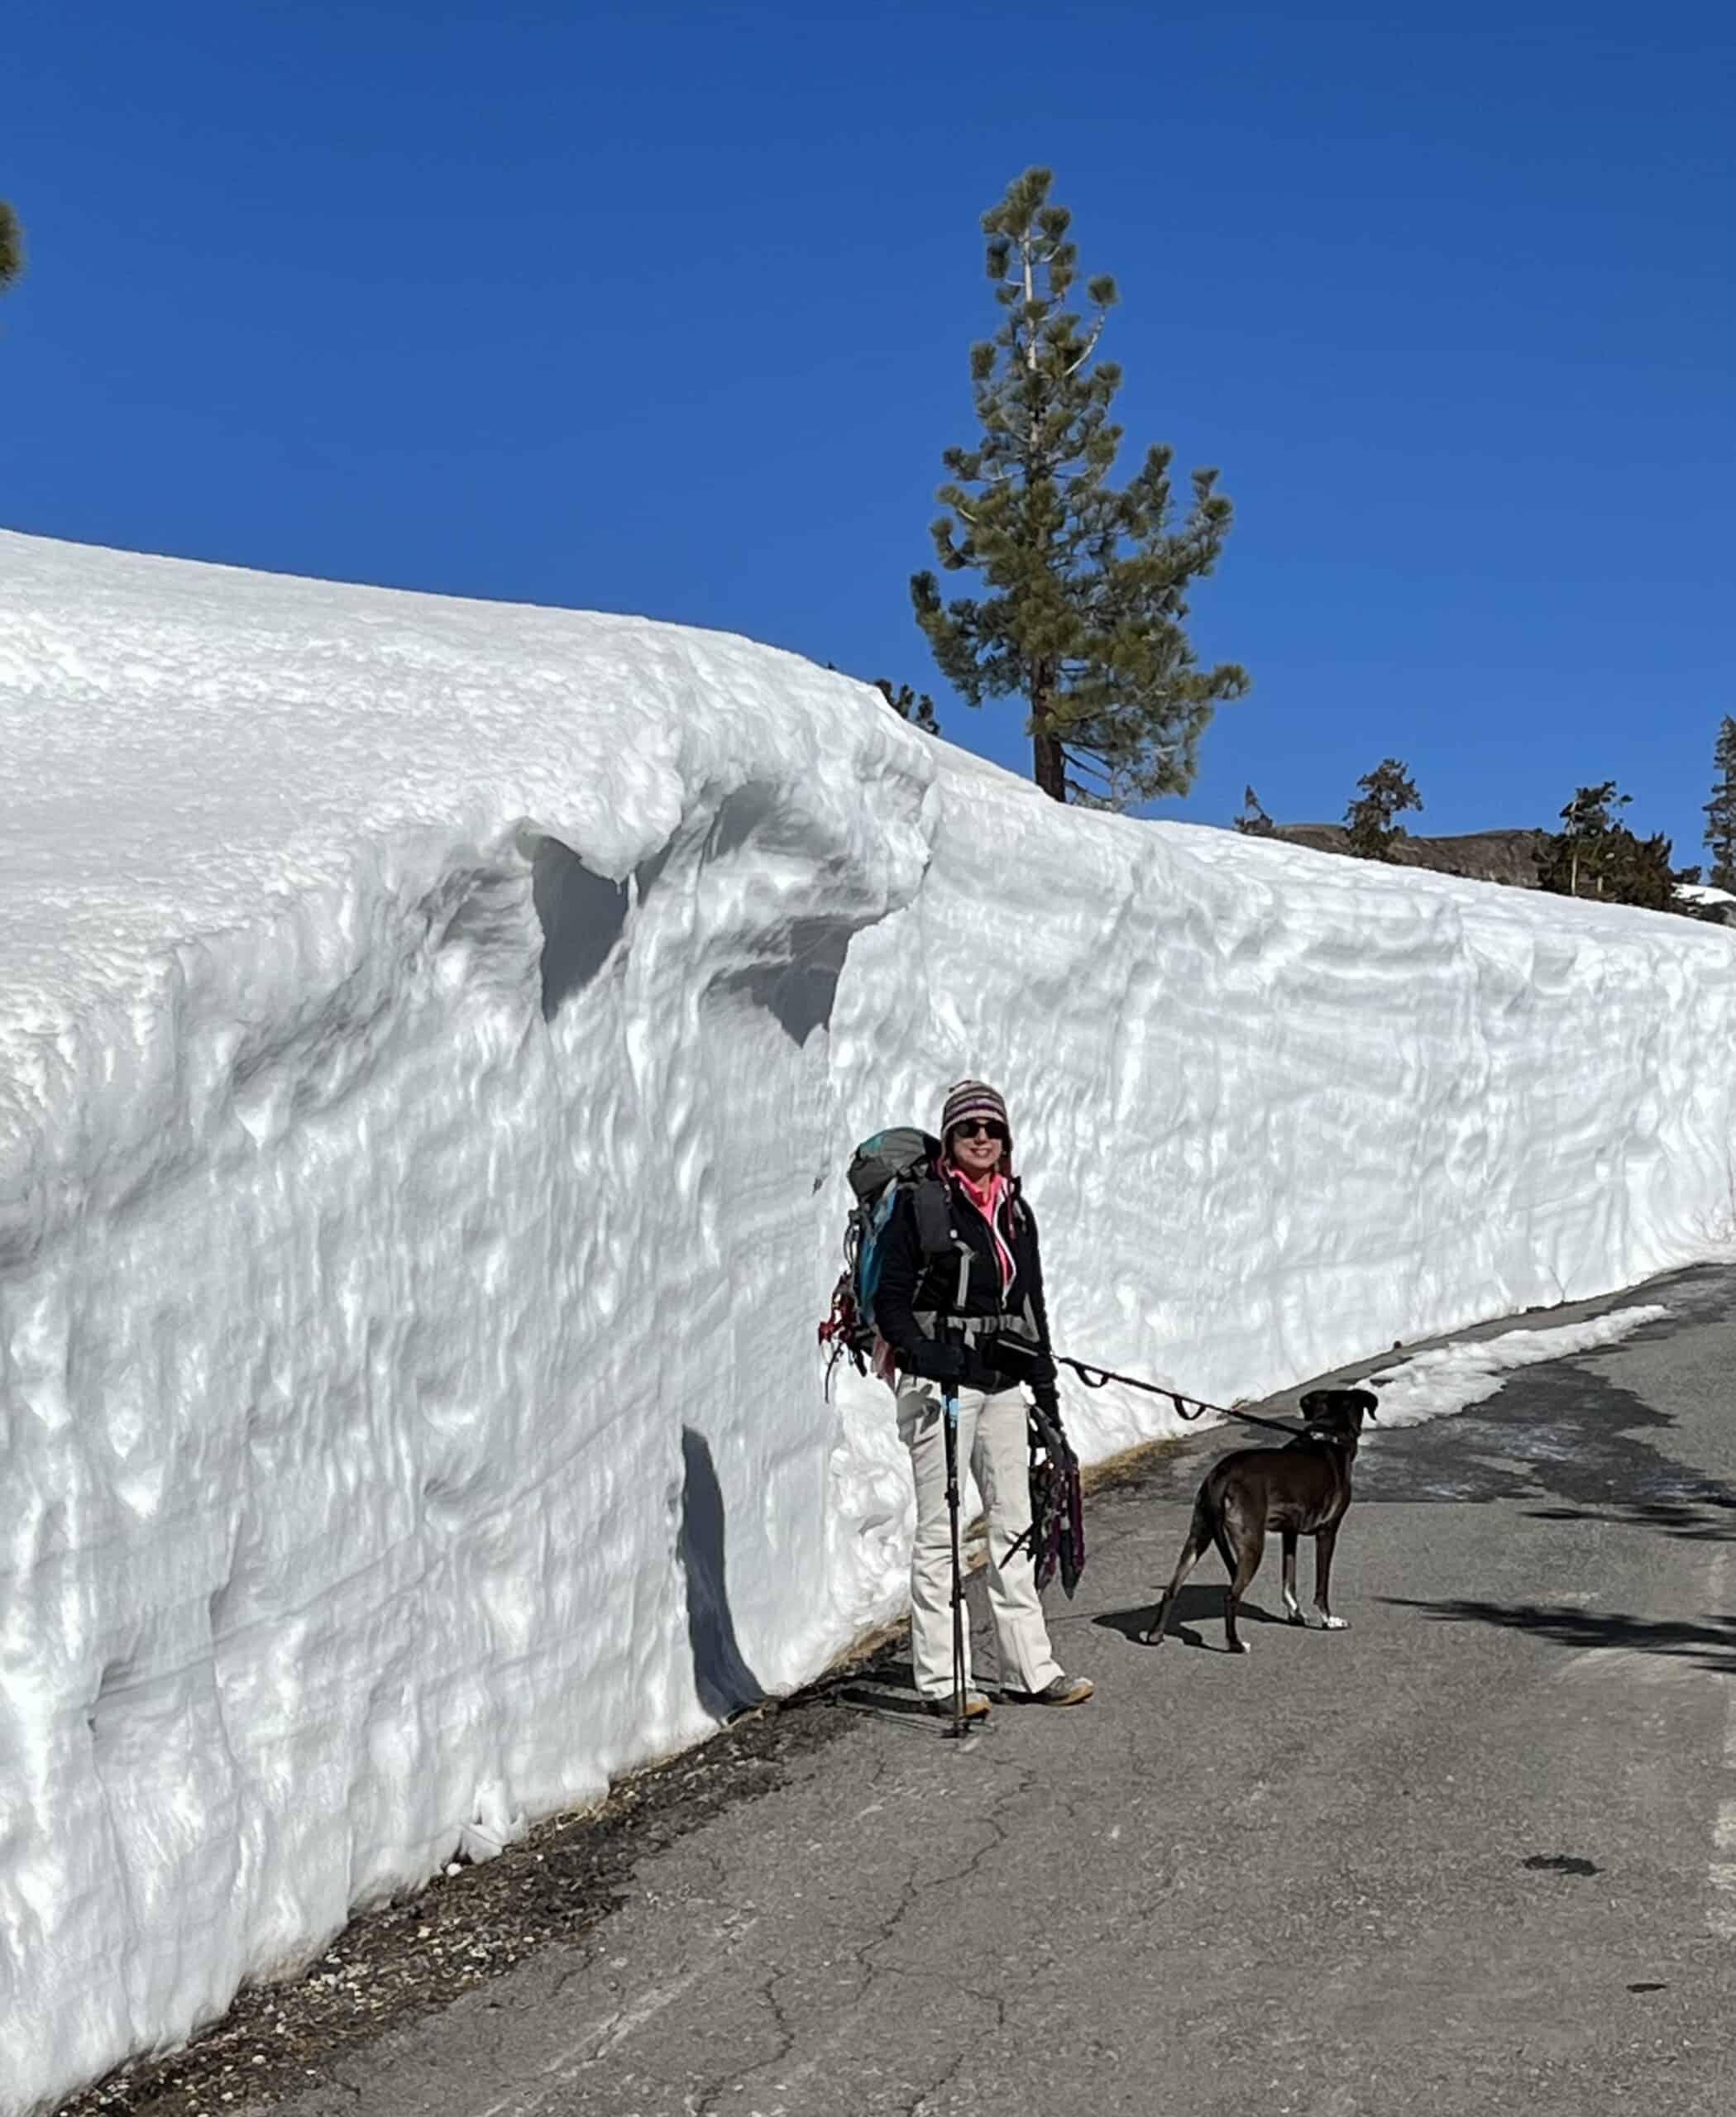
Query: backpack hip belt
[{"left": 911, "top": 1298, "right": 1041, "bottom": 1345}]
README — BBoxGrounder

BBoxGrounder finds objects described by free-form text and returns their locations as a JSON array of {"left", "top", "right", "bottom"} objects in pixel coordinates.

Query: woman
[{"left": 873, "top": 1078, "right": 1093, "bottom": 1716}]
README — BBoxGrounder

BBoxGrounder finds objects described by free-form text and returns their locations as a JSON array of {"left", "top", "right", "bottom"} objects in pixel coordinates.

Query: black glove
[
  {"left": 900, "top": 1337, "right": 962, "bottom": 1385},
  {"left": 983, "top": 1336, "right": 1057, "bottom": 1390},
  {"left": 1030, "top": 1379, "right": 1064, "bottom": 1436}
]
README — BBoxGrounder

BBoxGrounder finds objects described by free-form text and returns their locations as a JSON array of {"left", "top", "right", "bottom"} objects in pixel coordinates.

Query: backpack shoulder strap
[{"left": 908, "top": 1172, "right": 954, "bottom": 1257}]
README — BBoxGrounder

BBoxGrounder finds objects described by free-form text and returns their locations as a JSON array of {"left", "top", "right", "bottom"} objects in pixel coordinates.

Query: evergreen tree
[
  {"left": 1536, "top": 781, "right": 1686, "bottom": 910},
  {"left": 1538, "top": 782, "right": 1630, "bottom": 898},
  {"left": 1705, "top": 714, "right": 1736, "bottom": 892},
  {"left": 912, "top": 167, "right": 1247, "bottom": 808},
  {"left": 1234, "top": 784, "right": 1275, "bottom": 836},
  {"left": 874, "top": 677, "right": 940, "bottom": 735},
  {"left": 0, "top": 203, "right": 23, "bottom": 297},
  {"left": 1344, "top": 758, "right": 1422, "bottom": 859},
  {"left": 1619, "top": 830, "right": 1680, "bottom": 913}
]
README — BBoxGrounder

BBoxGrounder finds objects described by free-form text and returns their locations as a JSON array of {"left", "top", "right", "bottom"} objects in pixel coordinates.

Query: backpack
[{"left": 817, "top": 1128, "right": 954, "bottom": 1390}]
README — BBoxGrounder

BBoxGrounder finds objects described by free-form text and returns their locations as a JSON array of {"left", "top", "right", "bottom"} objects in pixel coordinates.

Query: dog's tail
[{"left": 1169, "top": 1488, "right": 1222, "bottom": 1595}]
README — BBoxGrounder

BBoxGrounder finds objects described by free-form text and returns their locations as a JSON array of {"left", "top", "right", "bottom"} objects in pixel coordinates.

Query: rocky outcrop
[
  {"left": 1270, "top": 824, "right": 1544, "bottom": 889},
  {"left": 1676, "top": 884, "right": 1736, "bottom": 927},
  {"left": 1267, "top": 826, "right": 1736, "bottom": 925}
]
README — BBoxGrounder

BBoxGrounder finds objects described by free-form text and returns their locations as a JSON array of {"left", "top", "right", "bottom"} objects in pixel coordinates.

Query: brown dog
[{"left": 1140, "top": 1388, "right": 1378, "bottom": 1653}]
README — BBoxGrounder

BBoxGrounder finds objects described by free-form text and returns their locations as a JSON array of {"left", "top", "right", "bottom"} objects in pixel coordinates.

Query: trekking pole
[{"left": 941, "top": 1388, "right": 969, "bottom": 1742}]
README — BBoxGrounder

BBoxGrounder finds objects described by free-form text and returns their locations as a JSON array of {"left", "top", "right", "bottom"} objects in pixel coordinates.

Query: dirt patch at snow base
[{"left": 53, "top": 1684, "right": 864, "bottom": 2117}]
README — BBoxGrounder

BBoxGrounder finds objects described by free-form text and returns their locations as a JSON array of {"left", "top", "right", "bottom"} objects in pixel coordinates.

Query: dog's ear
[
  {"left": 1350, "top": 1388, "right": 1378, "bottom": 1419},
  {"left": 1298, "top": 1390, "right": 1326, "bottom": 1421}
]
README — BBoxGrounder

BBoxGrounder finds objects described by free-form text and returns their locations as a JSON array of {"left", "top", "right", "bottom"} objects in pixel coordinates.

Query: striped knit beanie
[{"left": 940, "top": 1078, "right": 1011, "bottom": 1151}]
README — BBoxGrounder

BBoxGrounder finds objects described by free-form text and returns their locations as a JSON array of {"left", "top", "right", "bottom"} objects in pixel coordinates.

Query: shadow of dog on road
[{"left": 1094, "top": 1587, "right": 1283, "bottom": 1653}]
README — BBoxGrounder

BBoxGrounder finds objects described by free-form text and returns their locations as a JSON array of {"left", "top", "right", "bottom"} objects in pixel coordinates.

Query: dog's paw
[
  {"left": 1230, "top": 1640, "right": 1251, "bottom": 1655},
  {"left": 1319, "top": 1614, "right": 1350, "bottom": 1632},
  {"left": 1284, "top": 1608, "right": 1307, "bottom": 1627}
]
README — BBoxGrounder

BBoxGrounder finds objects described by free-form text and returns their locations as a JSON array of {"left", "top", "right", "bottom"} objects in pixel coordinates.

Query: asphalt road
[{"left": 258, "top": 1263, "right": 1736, "bottom": 2117}]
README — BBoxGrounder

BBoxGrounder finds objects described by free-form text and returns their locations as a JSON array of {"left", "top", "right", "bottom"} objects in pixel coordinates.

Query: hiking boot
[
  {"left": 1023, "top": 1672, "right": 1094, "bottom": 1707},
  {"left": 926, "top": 1690, "right": 992, "bottom": 1720}
]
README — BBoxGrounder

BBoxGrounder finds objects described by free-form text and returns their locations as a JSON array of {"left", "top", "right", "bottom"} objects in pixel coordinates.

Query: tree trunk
[{"left": 1032, "top": 705, "right": 1067, "bottom": 802}]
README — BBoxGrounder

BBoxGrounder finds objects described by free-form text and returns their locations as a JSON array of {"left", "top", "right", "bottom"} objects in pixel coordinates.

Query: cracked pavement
[{"left": 233, "top": 1264, "right": 1736, "bottom": 2116}]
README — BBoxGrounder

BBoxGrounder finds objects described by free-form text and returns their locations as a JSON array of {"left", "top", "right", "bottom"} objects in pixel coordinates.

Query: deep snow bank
[{"left": 1, "top": 532, "right": 1732, "bottom": 2107}]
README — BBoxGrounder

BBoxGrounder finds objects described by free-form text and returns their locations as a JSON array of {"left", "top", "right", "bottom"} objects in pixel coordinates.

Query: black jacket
[{"left": 873, "top": 1169, "right": 1055, "bottom": 1387}]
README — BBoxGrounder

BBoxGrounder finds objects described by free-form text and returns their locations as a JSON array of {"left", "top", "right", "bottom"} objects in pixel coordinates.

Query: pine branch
[{"left": 1062, "top": 311, "right": 1108, "bottom": 377}]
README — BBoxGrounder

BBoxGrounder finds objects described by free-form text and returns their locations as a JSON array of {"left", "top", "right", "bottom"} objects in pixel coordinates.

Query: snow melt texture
[
  {"left": 2, "top": 531, "right": 1733, "bottom": 2107},
  {"left": 1363, "top": 1305, "right": 1669, "bottom": 1428}
]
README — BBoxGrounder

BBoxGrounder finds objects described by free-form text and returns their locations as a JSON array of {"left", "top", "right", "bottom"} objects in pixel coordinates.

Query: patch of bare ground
[{"left": 53, "top": 1673, "right": 870, "bottom": 2117}]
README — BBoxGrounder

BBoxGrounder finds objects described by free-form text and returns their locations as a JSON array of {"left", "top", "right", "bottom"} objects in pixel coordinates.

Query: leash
[{"left": 1055, "top": 1354, "right": 1312, "bottom": 1441}]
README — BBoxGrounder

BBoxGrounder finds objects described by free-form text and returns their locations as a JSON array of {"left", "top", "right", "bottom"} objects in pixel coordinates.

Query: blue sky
[{"left": 7, "top": 3, "right": 1732, "bottom": 859}]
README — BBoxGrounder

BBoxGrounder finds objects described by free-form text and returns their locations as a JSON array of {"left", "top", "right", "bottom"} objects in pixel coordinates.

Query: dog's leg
[
  {"left": 1141, "top": 1512, "right": 1210, "bottom": 1646},
  {"left": 1313, "top": 1522, "right": 1349, "bottom": 1630},
  {"left": 1281, "top": 1530, "right": 1305, "bottom": 1626},
  {"left": 1210, "top": 1522, "right": 1238, "bottom": 1579},
  {"left": 1222, "top": 1515, "right": 1264, "bottom": 1656}
]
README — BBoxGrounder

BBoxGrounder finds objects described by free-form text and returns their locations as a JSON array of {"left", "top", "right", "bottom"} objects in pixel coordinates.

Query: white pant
[{"left": 897, "top": 1379, "right": 1064, "bottom": 1699}]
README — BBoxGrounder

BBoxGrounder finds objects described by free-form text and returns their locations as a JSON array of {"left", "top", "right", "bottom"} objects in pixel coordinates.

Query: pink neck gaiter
[{"left": 948, "top": 1164, "right": 1016, "bottom": 1297}]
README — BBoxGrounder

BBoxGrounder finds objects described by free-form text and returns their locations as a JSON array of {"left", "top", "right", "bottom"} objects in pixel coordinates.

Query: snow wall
[{"left": 2, "top": 530, "right": 1733, "bottom": 2109}]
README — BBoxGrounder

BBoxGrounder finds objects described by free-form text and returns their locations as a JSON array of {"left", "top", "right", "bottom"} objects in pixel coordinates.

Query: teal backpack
[{"left": 817, "top": 1128, "right": 952, "bottom": 1388}]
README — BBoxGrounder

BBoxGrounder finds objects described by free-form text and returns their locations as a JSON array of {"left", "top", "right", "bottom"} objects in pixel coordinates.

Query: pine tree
[
  {"left": 1344, "top": 758, "right": 1422, "bottom": 859},
  {"left": 1234, "top": 785, "right": 1275, "bottom": 836},
  {"left": 1538, "top": 782, "right": 1630, "bottom": 899},
  {"left": 874, "top": 678, "right": 940, "bottom": 735},
  {"left": 1535, "top": 781, "right": 1686, "bottom": 909},
  {"left": 911, "top": 167, "right": 1247, "bottom": 808},
  {"left": 1705, "top": 715, "right": 1736, "bottom": 892},
  {"left": 0, "top": 203, "right": 23, "bottom": 297},
  {"left": 1617, "top": 831, "right": 1679, "bottom": 913}
]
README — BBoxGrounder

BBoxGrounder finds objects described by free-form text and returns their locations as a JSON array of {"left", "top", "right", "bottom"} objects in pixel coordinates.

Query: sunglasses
[{"left": 950, "top": 1121, "right": 1007, "bottom": 1144}]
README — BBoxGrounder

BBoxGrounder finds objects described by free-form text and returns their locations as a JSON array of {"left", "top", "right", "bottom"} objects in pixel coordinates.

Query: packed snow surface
[
  {"left": 1362, "top": 1305, "right": 1671, "bottom": 1429},
  {"left": 2, "top": 532, "right": 1734, "bottom": 2110}
]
